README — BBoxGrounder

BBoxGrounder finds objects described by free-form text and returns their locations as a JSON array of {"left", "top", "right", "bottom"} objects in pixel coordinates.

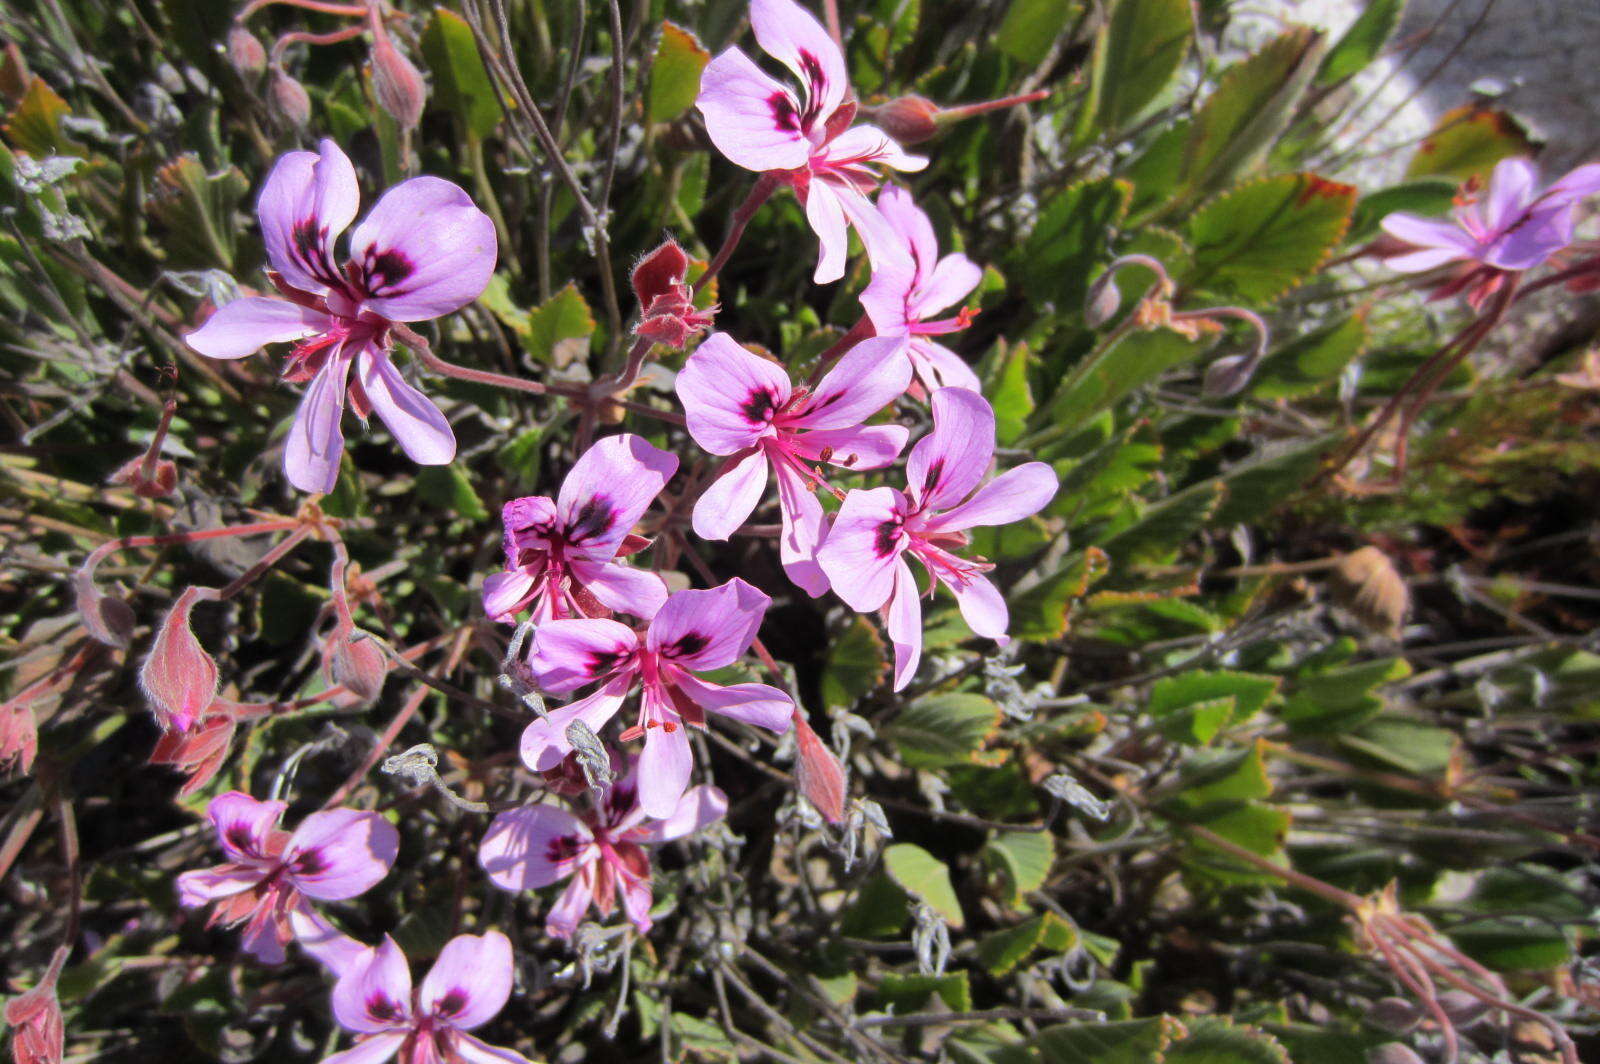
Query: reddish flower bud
[
  {"left": 630, "top": 241, "right": 715, "bottom": 350},
  {"left": 139, "top": 587, "right": 218, "bottom": 733},
  {"left": 0, "top": 701, "right": 39, "bottom": 775},
  {"left": 793, "top": 709, "right": 845, "bottom": 824},
  {"left": 631, "top": 240, "right": 692, "bottom": 308},
  {"left": 150, "top": 711, "right": 235, "bottom": 796},
  {"left": 370, "top": 36, "right": 426, "bottom": 130},
  {"left": 108, "top": 455, "right": 178, "bottom": 499},
  {"left": 3, "top": 948, "right": 66, "bottom": 1064},
  {"left": 268, "top": 66, "right": 311, "bottom": 129},
  {"left": 227, "top": 26, "right": 267, "bottom": 78},
  {"left": 870, "top": 94, "right": 940, "bottom": 145},
  {"left": 323, "top": 623, "right": 389, "bottom": 706}
]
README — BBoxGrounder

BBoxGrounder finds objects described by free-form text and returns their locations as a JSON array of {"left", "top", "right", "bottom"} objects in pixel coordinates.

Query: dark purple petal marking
[
  {"left": 741, "top": 388, "right": 778, "bottom": 424},
  {"left": 606, "top": 782, "right": 637, "bottom": 822},
  {"left": 798, "top": 51, "right": 826, "bottom": 128},
  {"left": 367, "top": 994, "right": 402, "bottom": 1022},
  {"left": 546, "top": 834, "right": 583, "bottom": 862},
  {"left": 669, "top": 633, "right": 709, "bottom": 658},
  {"left": 291, "top": 217, "right": 340, "bottom": 286},
  {"left": 566, "top": 497, "right": 617, "bottom": 545},
  {"left": 921, "top": 459, "right": 945, "bottom": 495},
  {"left": 225, "top": 825, "right": 259, "bottom": 856},
  {"left": 290, "top": 848, "right": 327, "bottom": 877},
  {"left": 768, "top": 92, "right": 801, "bottom": 134},
  {"left": 434, "top": 990, "right": 467, "bottom": 1018},
  {"left": 587, "top": 648, "right": 623, "bottom": 676},
  {"left": 362, "top": 248, "right": 415, "bottom": 296},
  {"left": 873, "top": 519, "right": 901, "bottom": 558}
]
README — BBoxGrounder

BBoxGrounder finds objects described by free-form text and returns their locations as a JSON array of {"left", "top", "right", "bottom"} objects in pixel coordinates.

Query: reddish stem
[
  {"left": 694, "top": 174, "right": 780, "bottom": 298},
  {"left": 938, "top": 89, "right": 1051, "bottom": 121},
  {"left": 270, "top": 24, "right": 366, "bottom": 63},
  {"left": 238, "top": 0, "right": 373, "bottom": 19},
  {"left": 806, "top": 313, "right": 875, "bottom": 386}
]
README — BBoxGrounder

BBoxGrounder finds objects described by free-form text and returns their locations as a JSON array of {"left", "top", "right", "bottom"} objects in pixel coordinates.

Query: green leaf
[
  {"left": 819, "top": 616, "right": 887, "bottom": 710},
  {"left": 885, "top": 693, "right": 1001, "bottom": 769},
  {"left": 146, "top": 155, "right": 250, "bottom": 270},
  {"left": 1341, "top": 715, "right": 1457, "bottom": 777},
  {"left": 997, "top": 0, "right": 1076, "bottom": 67},
  {"left": 983, "top": 829, "right": 1055, "bottom": 907},
  {"left": 1171, "top": 741, "right": 1274, "bottom": 806},
  {"left": 1030, "top": 1017, "right": 1182, "bottom": 1064},
  {"left": 524, "top": 282, "right": 595, "bottom": 366},
  {"left": 840, "top": 872, "right": 910, "bottom": 938},
  {"left": 984, "top": 340, "right": 1035, "bottom": 446},
  {"left": 1449, "top": 917, "right": 1573, "bottom": 972},
  {"left": 1179, "top": 28, "right": 1327, "bottom": 200},
  {"left": 849, "top": 0, "right": 921, "bottom": 94},
  {"left": 1280, "top": 657, "right": 1409, "bottom": 736},
  {"left": 883, "top": 843, "right": 964, "bottom": 928},
  {"left": 1347, "top": 178, "right": 1457, "bottom": 242},
  {"left": 1017, "top": 178, "right": 1132, "bottom": 305},
  {"left": 1048, "top": 327, "right": 1207, "bottom": 429},
  {"left": 1148, "top": 670, "right": 1280, "bottom": 744},
  {"left": 1252, "top": 312, "right": 1368, "bottom": 400},
  {"left": 1209, "top": 435, "right": 1337, "bottom": 528},
  {"left": 1097, "top": 479, "right": 1224, "bottom": 565},
  {"left": 1167, "top": 1019, "right": 1292, "bottom": 1064},
  {"left": 877, "top": 971, "right": 972, "bottom": 1013},
  {"left": 420, "top": 7, "right": 503, "bottom": 140},
  {"left": 1405, "top": 104, "right": 1536, "bottom": 182},
  {"left": 3, "top": 76, "right": 72, "bottom": 156},
  {"left": 976, "top": 912, "right": 1078, "bottom": 976},
  {"left": 1009, "top": 548, "right": 1110, "bottom": 641},
  {"left": 1095, "top": 0, "right": 1191, "bottom": 130},
  {"left": 1184, "top": 173, "right": 1356, "bottom": 303},
  {"left": 1179, "top": 803, "right": 1290, "bottom": 885},
  {"left": 414, "top": 464, "right": 488, "bottom": 521},
  {"left": 1316, "top": 0, "right": 1405, "bottom": 86},
  {"left": 647, "top": 21, "right": 711, "bottom": 124}
]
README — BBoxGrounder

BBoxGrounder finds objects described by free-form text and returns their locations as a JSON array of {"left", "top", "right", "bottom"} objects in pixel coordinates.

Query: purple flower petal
[
  {"left": 525, "top": 619, "right": 639, "bottom": 694},
  {"left": 876, "top": 186, "right": 940, "bottom": 286},
  {"left": 544, "top": 875, "right": 593, "bottom": 939},
  {"left": 815, "top": 486, "right": 906, "bottom": 612},
  {"left": 185, "top": 297, "right": 330, "bottom": 360},
  {"left": 1544, "top": 162, "right": 1600, "bottom": 208},
  {"left": 257, "top": 139, "right": 359, "bottom": 295},
  {"left": 288, "top": 903, "right": 370, "bottom": 975},
  {"left": 568, "top": 558, "right": 670, "bottom": 620},
  {"left": 617, "top": 860, "right": 654, "bottom": 935},
  {"left": 949, "top": 572, "right": 1009, "bottom": 640},
  {"left": 479, "top": 805, "right": 591, "bottom": 892},
  {"left": 909, "top": 339, "right": 982, "bottom": 393},
  {"left": 671, "top": 672, "right": 795, "bottom": 734},
  {"left": 451, "top": 1032, "right": 538, "bottom": 1064},
  {"left": 348, "top": 176, "right": 497, "bottom": 322},
  {"left": 1484, "top": 157, "right": 1540, "bottom": 232},
  {"left": 677, "top": 333, "right": 793, "bottom": 455},
  {"left": 886, "top": 559, "right": 922, "bottom": 691},
  {"left": 481, "top": 570, "right": 538, "bottom": 623},
  {"left": 331, "top": 936, "right": 413, "bottom": 1034},
  {"left": 788, "top": 424, "right": 909, "bottom": 470},
  {"left": 519, "top": 677, "right": 633, "bottom": 772},
  {"left": 284, "top": 345, "right": 354, "bottom": 494},
  {"left": 420, "top": 932, "right": 513, "bottom": 1031},
  {"left": 1380, "top": 213, "right": 1477, "bottom": 272},
  {"left": 772, "top": 458, "right": 829, "bottom": 596},
  {"left": 556, "top": 434, "right": 678, "bottom": 558},
  {"left": 691, "top": 449, "right": 770, "bottom": 541},
  {"left": 354, "top": 346, "right": 455, "bottom": 466},
  {"left": 637, "top": 709, "right": 694, "bottom": 819},
  {"left": 750, "top": 0, "right": 848, "bottom": 131},
  {"left": 792, "top": 335, "right": 911, "bottom": 430},
  {"left": 923, "top": 462, "right": 1057, "bottom": 533},
  {"left": 625, "top": 784, "right": 728, "bottom": 843},
  {"left": 907, "top": 387, "right": 994, "bottom": 512},
  {"left": 695, "top": 47, "right": 812, "bottom": 173},
  {"left": 645, "top": 579, "right": 771, "bottom": 672},
  {"left": 860, "top": 256, "right": 917, "bottom": 333},
  {"left": 817, "top": 124, "right": 927, "bottom": 176},
  {"left": 284, "top": 808, "right": 398, "bottom": 901},
  {"left": 206, "top": 791, "right": 287, "bottom": 864},
  {"left": 915, "top": 253, "right": 984, "bottom": 319},
  {"left": 319, "top": 1033, "right": 406, "bottom": 1064},
  {"left": 176, "top": 864, "right": 269, "bottom": 908}
]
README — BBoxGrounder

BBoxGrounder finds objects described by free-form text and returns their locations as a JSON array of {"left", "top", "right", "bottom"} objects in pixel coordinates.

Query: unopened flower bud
[
  {"left": 1203, "top": 353, "right": 1257, "bottom": 397},
  {"left": 793, "top": 709, "right": 845, "bottom": 824},
  {"left": 871, "top": 94, "right": 940, "bottom": 145},
  {"left": 1437, "top": 989, "right": 1492, "bottom": 1029},
  {"left": 268, "top": 66, "right": 311, "bottom": 129},
  {"left": 631, "top": 240, "right": 691, "bottom": 308},
  {"left": 73, "top": 568, "right": 135, "bottom": 649},
  {"left": 1331, "top": 546, "right": 1409, "bottom": 637},
  {"left": 1367, "top": 997, "right": 1421, "bottom": 1033},
  {"left": 140, "top": 587, "right": 218, "bottom": 733},
  {"left": 3, "top": 948, "right": 66, "bottom": 1064},
  {"left": 1367, "top": 1044, "right": 1424, "bottom": 1064},
  {"left": 325, "top": 625, "right": 389, "bottom": 705},
  {"left": 227, "top": 26, "right": 267, "bottom": 78},
  {"left": 108, "top": 454, "right": 178, "bottom": 499},
  {"left": 370, "top": 36, "right": 426, "bottom": 130},
  {"left": 1085, "top": 271, "right": 1123, "bottom": 327}
]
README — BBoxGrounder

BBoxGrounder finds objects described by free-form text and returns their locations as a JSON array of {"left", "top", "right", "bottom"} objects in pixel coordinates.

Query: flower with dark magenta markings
[
  {"left": 177, "top": 791, "right": 396, "bottom": 967},
  {"left": 482, "top": 434, "right": 677, "bottom": 625},
  {"left": 860, "top": 186, "right": 985, "bottom": 394},
  {"left": 677, "top": 331, "right": 910, "bottom": 594},
  {"left": 1381, "top": 156, "right": 1600, "bottom": 305},
  {"left": 324, "top": 932, "right": 532, "bottom": 1064},
  {"left": 695, "top": 0, "right": 925, "bottom": 282},
  {"left": 479, "top": 756, "right": 727, "bottom": 937},
  {"left": 817, "top": 388, "right": 1058, "bottom": 690},
  {"left": 519, "top": 578, "right": 794, "bottom": 818},
  {"left": 184, "top": 138, "right": 496, "bottom": 493}
]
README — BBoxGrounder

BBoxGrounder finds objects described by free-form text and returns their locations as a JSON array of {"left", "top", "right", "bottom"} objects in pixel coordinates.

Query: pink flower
[
  {"left": 325, "top": 932, "right": 532, "bottom": 1064},
  {"left": 519, "top": 578, "right": 794, "bottom": 818},
  {"left": 478, "top": 756, "right": 727, "bottom": 937},
  {"left": 184, "top": 139, "right": 497, "bottom": 493},
  {"left": 177, "top": 792, "right": 397, "bottom": 967},
  {"left": 676, "top": 332, "right": 910, "bottom": 594},
  {"left": 695, "top": 0, "right": 926, "bottom": 282},
  {"left": 1381, "top": 156, "right": 1600, "bottom": 306},
  {"left": 860, "top": 186, "right": 984, "bottom": 394},
  {"left": 817, "top": 388, "right": 1057, "bottom": 690},
  {"left": 481, "top": 435, "right": 677, "bottom": 625}
]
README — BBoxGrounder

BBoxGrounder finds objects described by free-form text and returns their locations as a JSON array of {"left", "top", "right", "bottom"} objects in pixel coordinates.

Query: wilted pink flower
[
  {"left": 1381, "top": 156, "right": 1600, "bottom": 306},
  {"left": 695, "top": 0, "right": 926, "bottom": 282},
  {"left": 520, "top": 578, "right": 794, "bottom": 817},
  {"left": 479, "top": 755, "right": 726, "bottom": 937},
  {"left": 482, "top": 435, "right": 677, "bottom": 625},
  {"left": 4, "top": 948, "right": 66, "bottom": 1064},
  {"left": 860, "top": 186, "right": 984, "bottom": 394},
  {"left": 677, "top": 332, "right": 910, "bottom": 593},
  {"left": 140, "top": 586, "right": 219, "bottom": 733},
  {"left": 149, "top": 711, "right": 235, "bottom": 797},
  {"left": 632, "top": 240, "right": 715, "bottom": 348},
  {"left": 325, "top": 932, "right": 532, "bottom": 1064},
  {"left": 177, "top": 792, "right": 397, "bottom": 966},
  {"left": 185, "top": 138, "right": 497, "bottom": 493},
  {"left": 817, "top": 388, "right": 1057, "bottom": 690}
]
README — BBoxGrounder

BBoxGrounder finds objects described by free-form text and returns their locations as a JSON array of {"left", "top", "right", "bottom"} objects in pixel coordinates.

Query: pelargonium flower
[
  {"left": 184, "top": 138, "right": 497, "bottom": 493},
  {"left": 1381, "top": 156, "right": 1600, "bottom": 306},
  {"left": 860, "top": 186, "right": 984, "bottom": 394},
  {"left": 482, "top": 435, "right": 677, "bottom": 625},
  {"left": 677, "top": 332, "right": 910, "bottom": 594},
  {"left": 325, "top": 931, "right": 531, "bottom": 1064},
  {"left": 519, "top": 578, "right": 794, "bottom": 817},
  {"left": 695, "top": 0, "right": 926, "bottom": 282},
  {"left": 817, "top": 388, "right": 1057, "bottom": 690},
  {"left": 177, "top": 791, "right": 397, "bottom": 966},
  {"left": 478, "top": 754, "right": 727, "bottom": 937}
]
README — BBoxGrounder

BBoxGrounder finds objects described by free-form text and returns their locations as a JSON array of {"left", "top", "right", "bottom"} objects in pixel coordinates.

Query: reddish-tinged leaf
[{"left": 793, "top": 709, "right": 846, "bottom": 824}]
